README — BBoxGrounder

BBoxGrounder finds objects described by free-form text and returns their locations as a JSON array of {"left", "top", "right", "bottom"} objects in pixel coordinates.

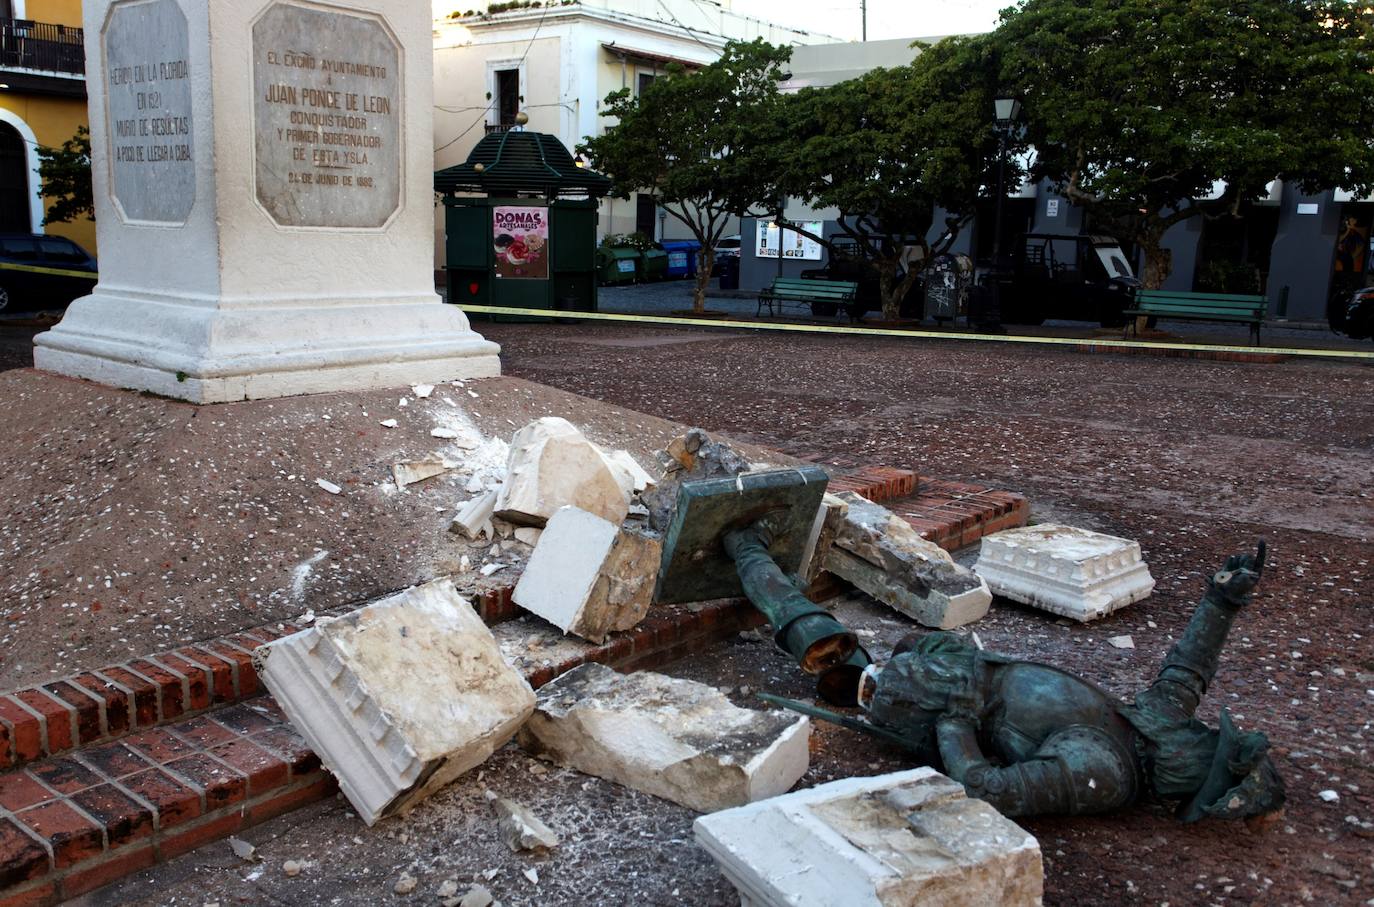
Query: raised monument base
[
  {"left": 34, "top": 293, "right": 501, "bottom": 403},
  {"left": 42, "top": 0, "right": 501, "bottom": 404}
]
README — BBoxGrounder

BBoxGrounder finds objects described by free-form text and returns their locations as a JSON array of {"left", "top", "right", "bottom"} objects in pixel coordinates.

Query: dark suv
[{"left": 0, "top": 233, "right": 98, "bottom": 313}]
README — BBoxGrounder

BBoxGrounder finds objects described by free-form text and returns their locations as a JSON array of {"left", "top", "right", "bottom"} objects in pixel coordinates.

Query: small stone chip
[
  {"left": 379, "top": 419, "right": 399, "bottom": 429},
  {"left": 436, "top": 879, "right": 460, "bottom": 898},
  {"left": 522, "top": 868, "right": 539, "bottom": 885},
  {"left": 394, "top": 872, "right": 418, "bottom": 895},
  {"left": 228, "top": 837, "right": 257, "bottom": 862},
  {"left": 315, "top": 478, "right": 343, "bottom": 495},
  {"left": 1320, "top": 789, "right": 1341, "bottom": 802},
  {"left": 459, "top": 885, "right": 494, "bottom": 907},
  {"left": 1108, "top": 635, "right": 1135, "bottom": 649},
  {"left": 283, "top": 860, "right": 302, "bottom": 877}
]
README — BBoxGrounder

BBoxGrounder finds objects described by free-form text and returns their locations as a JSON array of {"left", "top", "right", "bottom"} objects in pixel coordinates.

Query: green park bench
[
  {"left": 756, "top": 277, "right": 859, "bottom": 319},
  {"left": 1122, "top": 289, "right": 1269, "bottom": 345}
]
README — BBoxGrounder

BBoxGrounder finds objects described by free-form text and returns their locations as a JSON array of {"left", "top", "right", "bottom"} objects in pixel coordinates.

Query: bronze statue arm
[{"left": 937, "top": 718, "right": 1137, "bottom": 816}]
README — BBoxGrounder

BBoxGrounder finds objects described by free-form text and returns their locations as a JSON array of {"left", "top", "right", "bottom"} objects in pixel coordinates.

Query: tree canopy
[
  {"left": 773, "top": 36, "right": 1015, "bottom": 319},
  {"left": 993, "top": 0, "right": 1374, "bottom": 287},
  {"left": 581, "top": 40, "right": 792, "bottom": 313},
  {"left": 37, "top": 125, "right": 94, "bottom": 226}
]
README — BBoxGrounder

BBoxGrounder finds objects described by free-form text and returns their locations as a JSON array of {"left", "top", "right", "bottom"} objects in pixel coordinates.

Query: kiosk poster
[{"left": 493, "top": 206, "right": 549, "bottom": 279}]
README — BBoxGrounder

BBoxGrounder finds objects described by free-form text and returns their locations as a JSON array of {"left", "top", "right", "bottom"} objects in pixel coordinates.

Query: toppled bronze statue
[{"left": 768, "top": 541, "right": 1285, "bottom": 823}]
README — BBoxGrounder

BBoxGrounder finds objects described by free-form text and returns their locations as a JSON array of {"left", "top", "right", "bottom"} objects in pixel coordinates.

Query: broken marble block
[
  {"left": 973, "top": 524, "right": 1155, "bottom": 621},
  {"left": 449, "top": 488, "right": 497, "bottom": 540},
  {"left": 392, "top": 454, "right": 451, "bottom": 489},
  {"left": 495, "top": 417, "right": 630, "bottom": 527},
  {"left": 826, "top": 493, "right": 991, "bottom": 629},
  {"left": 518, "top": 663, "right": 809, "bottom": 813},
  {"left": 253, "top": 579, "right": 535, "bottom": 825},
  {"left": 513, "top": 506, "right": 662, "bottom": 643},
  {"left": 800, "top": 493, "right": 850, "bottom": 584},
  {"left": 694, "top": 767, "right": 1043, "bottom": 907}
]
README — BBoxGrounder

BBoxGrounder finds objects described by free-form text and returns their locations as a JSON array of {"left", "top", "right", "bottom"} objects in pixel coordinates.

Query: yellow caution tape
[
  {"left": 455, "top": 304, "right": 1374, "bottom": 362},
  {"left": 0, "top": 261, "right": 98, "bottom": 280}
]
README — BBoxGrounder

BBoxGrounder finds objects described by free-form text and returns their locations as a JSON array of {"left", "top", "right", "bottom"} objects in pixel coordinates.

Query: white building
[{"left": 431, "top": 0, "right": 837, "bottom": 269}]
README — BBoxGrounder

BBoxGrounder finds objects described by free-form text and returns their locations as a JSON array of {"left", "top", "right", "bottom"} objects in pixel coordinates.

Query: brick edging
[
  {"left": 0, "top": 588, "right": 518, "bottom": 776},
  {"left": 0, "top": 598, "right": 761, "bottom": 907}
]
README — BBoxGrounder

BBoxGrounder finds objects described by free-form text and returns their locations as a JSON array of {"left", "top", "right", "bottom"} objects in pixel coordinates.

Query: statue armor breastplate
[{"left": 984, "top": 662, "right": 1139, "bottom": 765}]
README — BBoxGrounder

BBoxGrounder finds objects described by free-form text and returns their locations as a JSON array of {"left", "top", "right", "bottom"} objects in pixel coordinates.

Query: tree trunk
[
  {"left": 1135, "top": 238, "right": 1172, "bottom": 334},
  {"left": 1140, "top": 242, "right": 1172, "bottom": 291},
  {"left": 692, "top": 245, "right": 714, "bottom": 314},
  {"left": 877, "top": 259, "right": 902, "bottom": 322}
]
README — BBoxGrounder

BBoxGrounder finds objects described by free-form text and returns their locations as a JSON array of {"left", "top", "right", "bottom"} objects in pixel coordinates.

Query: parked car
[
  {"left": 1332, "top": 285, "right": 1374, "bottom": 341},
  {"left": 710, "top": 234, "right": 742, "bottom": 276},
  {"left": 0, "top": 233, "right": 98, "bottom": 313},
  {"left": 996, "top": 233, "right": 1138, "bottom": 327}
]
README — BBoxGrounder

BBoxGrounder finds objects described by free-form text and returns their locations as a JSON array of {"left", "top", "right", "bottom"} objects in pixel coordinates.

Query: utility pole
[{"left": 861, "top": 0, "right": 867, "bottom": 41}]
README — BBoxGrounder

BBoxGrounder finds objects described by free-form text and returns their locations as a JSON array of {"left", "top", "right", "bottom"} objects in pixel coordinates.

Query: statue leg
[{"left": 722, "top": 524, "right": 857, "bottom": 673}]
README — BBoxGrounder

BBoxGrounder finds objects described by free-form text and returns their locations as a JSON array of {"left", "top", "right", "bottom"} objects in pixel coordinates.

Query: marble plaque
[
  {"left": 102, "top": 0, "right": 195, "bottom": 225},
  {"left": 252, "top": 2, "right": 403, "bottom": 229}
]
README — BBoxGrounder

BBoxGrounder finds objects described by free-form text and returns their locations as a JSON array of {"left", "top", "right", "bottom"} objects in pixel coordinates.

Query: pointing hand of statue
[{"left": 1210, "top": 539, "right": 1267, "bottom": 607}]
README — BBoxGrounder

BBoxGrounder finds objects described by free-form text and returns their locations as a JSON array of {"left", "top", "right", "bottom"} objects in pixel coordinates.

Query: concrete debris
[
  {"left": 523, "top": 868, "right": 539, "bottom": 885},
  {"left": 800, "top": 493, "right": 850, "bottom": 584},
  {"left": 450, "top": 489, "right": 497, "bottom": 540},
  {"left": 518, "top": 663, "right": 810, "bottom": 813},
  {"left": 603, "top": 447, "right": 656, "bottom": 494},
  {"left": 642, "top": 428, "right": 757, "bottom": 533},
  {"left": 254, "top": 580, "right": 535, "bottom": 825},
  {"left": 480, "top": 563, "right": 507, "bottom": 577},
  {"left": 1108, "top": 635, "right": 1135, "bottom": 649},
  {"left": 392, "top": 454, "right": 452, "bottom": 488},
  {"left": 315, "top": 478, "right": 343, "bottom": 495},
  {"left": 513, "top": 527, "right": 542, "bottom": 547},
  {"left": 694, "top": 767, "right": 1044, "bottom": 907},
  {"left": 513, "top": 507, "right": 662, "bottom": 643},
  {"left": 394, "top": 872, "right": 418, "bottom": 895},
  {"left": 1320, "top": 789, "right": 1340, "bottom": 802},
  {"left": 379, "top": 418, "right": 399, "bottom": 429},
  {"left": 973, "top": 524, "right": 1155, "bottom": 622},
  {"left": 437, "top": 879, "right": 460, "bottom": 899},
  {"left": 412, "top": 384, "right": 434, "bottom": 399},
  {"left": 282, "top": 860, "right": 302, "bottom": 877},
  {"left": 457, "top": 885, "right": 494, "bottom": 907},
  {"left": 432, "top": 428, "right": 461, "bottom": 440},
  {"left": 492, "top": 796, "right": 561, "bottom": 852},
  {"left": 495, "top": 418, "right": 631, "bottom": 527},
  {"left": 826, "top": 493, "right": 991, "bottom": 629},
  {"left": 228, "top": 836, "right": 257, "bottom": 862},
  {"left": 465, "top": 475, "right": 485, "bottom": 493}
]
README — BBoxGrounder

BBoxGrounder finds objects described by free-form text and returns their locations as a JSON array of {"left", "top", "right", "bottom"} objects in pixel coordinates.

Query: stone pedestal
[{"left": 34, "top": 0, "right": 499, "bottom": 403}]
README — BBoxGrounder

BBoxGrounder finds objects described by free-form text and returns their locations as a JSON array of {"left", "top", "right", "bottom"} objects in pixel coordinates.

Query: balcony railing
[
  {"left": 485, "top": 121, "right": 519, "bottom": 135},
  {"left": 0, "top": 18, "right": 85, "bottom": 76}
]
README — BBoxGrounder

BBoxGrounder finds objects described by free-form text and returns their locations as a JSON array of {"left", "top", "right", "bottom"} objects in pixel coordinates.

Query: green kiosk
[{"left": 436, "top": 127, "right": 612, "bottom": 317}]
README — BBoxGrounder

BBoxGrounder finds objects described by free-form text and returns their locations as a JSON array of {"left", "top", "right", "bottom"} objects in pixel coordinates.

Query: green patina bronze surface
[
  {"left": 769, "top": 542, "right": 1286, "bottom": 822},
  {"left": 656, "top": 467, "right": 856, "bottom": 674}
]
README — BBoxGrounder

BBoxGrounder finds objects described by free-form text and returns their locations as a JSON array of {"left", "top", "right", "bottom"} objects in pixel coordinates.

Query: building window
[
  {"left": 637, "top": 73, "right": 656, "bottom": 96},
  {"left": 495, "top": 68, "right": 520, "bottom": 125}
]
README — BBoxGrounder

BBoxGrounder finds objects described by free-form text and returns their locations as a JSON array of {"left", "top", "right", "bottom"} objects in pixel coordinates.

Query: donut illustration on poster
[{"left": 493, "top": 206, "right": 550, "bottom": 279}]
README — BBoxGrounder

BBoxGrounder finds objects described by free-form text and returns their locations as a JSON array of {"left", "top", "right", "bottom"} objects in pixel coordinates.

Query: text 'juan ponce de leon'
[{"left": 261, "top": 50, "right": 393, "bottom": 175}]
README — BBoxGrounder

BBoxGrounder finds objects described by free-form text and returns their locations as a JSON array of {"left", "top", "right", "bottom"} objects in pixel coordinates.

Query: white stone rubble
[
  {"left": 974, "top": 524, "right": 1155, "bottom": 621},
  {"left": 513, "top": 507, "right": 661, "bottom": 643},
  {"left": 450, "top": 489, "right": 497, "bottom": 540},
  {"left": 253, "top": 580, "right": 535, "bottom": 825},
  {"left": 826, "top": 493, "right": 991, "bottom": 628},
  {"left": 494, "top": 417, "right": 631, "bottom": 527},
  {"left": 694, "top": 767, "right": 1044, "bottom": 907},
  {"left": 518, "top": 663, "right": 809, "bottom": 813},
  {"left": 391, "top": 454, "right": 451, "bottom": 488}
]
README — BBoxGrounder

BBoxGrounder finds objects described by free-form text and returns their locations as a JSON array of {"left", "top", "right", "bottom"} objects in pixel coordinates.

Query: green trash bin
[
  {"left": 596, "top": 247, "right": 640, "bottom": 286},
  {"left": 641, "top": 247, "right": 668, "bottom": 281}
]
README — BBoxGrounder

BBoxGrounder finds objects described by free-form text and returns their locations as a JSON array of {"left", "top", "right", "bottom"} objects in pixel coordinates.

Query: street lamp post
[{"left": 990, "top": 96, "right": 1022, "bottom": 272}]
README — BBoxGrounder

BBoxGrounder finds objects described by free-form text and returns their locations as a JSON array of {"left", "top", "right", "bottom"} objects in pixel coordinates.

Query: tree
[
  {"left": 993, "top": 0, "right": 1374, "bottom": 290},
  {"left": 37, "top": 126, "right": 94, "bottom": 225},
  {"left": 773, "top": 37, "right": 1014, "bottom": 321},
  {"left": 581, "top": 40, "right": 792, "bottom": 314}
]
